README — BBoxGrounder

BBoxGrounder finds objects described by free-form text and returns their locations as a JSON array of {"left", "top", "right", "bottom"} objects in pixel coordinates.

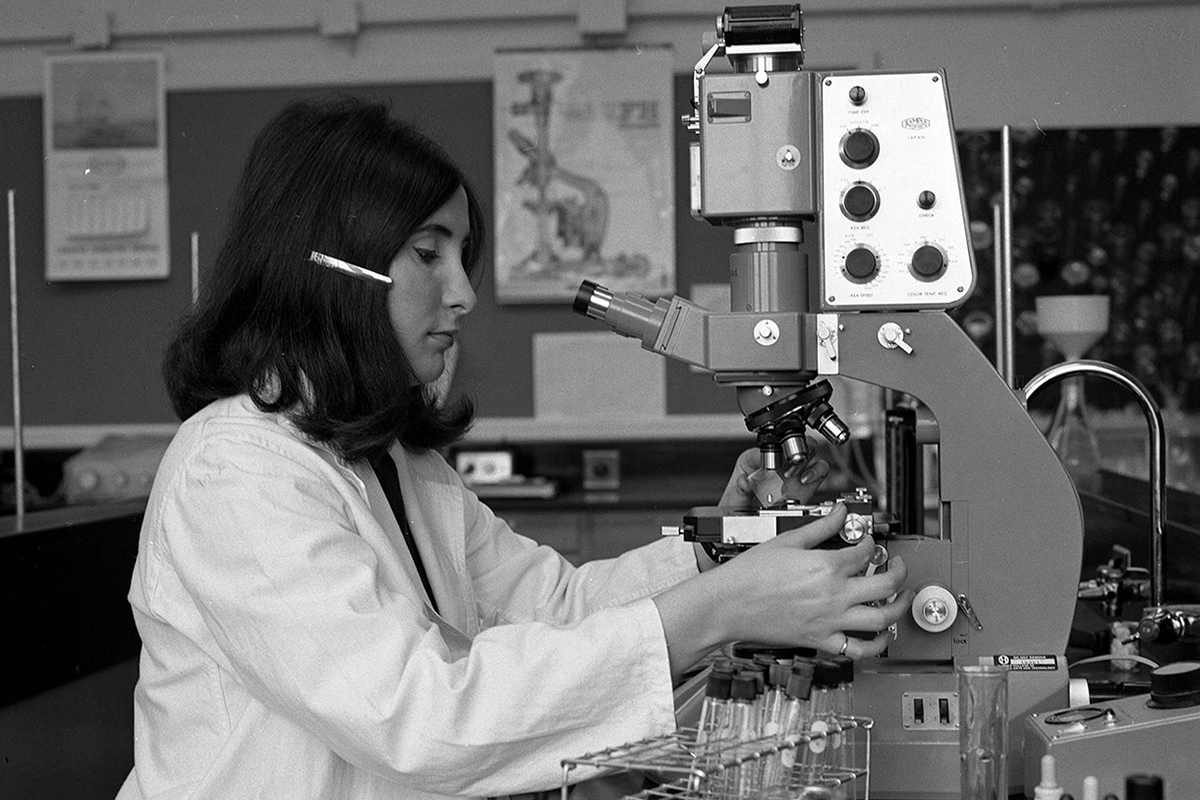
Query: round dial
[
  {"left": 840, "top": 128, "right": 879, "bottom": 168},
  {"left": 842, "top": 182, "right": 880, "bottom": 222},
  {"left": 844, "top": 246, "right": 878, "bottom": 281},
  {"left": 911, "top": 243, "right": 946, "bottom": 279}
]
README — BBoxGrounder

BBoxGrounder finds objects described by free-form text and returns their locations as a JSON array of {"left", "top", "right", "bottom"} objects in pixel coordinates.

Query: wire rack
[{"left": 560, "top": 716, "right": 874, "bottom": 800}]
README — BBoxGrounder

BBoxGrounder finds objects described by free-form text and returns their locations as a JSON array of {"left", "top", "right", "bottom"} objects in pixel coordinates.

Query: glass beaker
[{"left": 958, "top": 664, "right": 1008, "bottom": 800}]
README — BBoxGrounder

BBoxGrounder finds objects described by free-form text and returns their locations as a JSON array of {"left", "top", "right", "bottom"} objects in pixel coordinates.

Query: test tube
[
  {"left": 796, "top": 658, "right": 840, "bottom": 797},
  {"left": 762, "top": 661, "right": 791, "bottom": 738},
  {"left": 727, "top": 673, "right": 761, "bottom": 799},
  {"left": 694, "top": 667, "right": 734, "bottom": 795},
  {"left": 761, "top": 659, "right": 815, "bottom": 793}
]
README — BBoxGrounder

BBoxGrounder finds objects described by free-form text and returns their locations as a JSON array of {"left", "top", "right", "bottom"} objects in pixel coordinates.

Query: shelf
[{"left": 463, "top": 416, "right": 751, "bottom": 444}]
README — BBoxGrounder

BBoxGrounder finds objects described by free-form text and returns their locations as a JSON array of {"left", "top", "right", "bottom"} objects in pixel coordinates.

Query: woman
[{"left": 117, "top": 97, "right": 911, "bottom": 800}]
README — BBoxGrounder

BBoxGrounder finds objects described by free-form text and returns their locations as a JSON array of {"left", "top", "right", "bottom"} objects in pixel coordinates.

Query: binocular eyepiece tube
[{"left": 573, "top": 280, "right": 667, "bottom": 347}]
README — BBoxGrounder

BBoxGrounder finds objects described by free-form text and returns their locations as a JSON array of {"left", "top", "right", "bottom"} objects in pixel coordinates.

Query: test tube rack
[{"left": 560, "top": 718, "right": 874, "bottom": 800}]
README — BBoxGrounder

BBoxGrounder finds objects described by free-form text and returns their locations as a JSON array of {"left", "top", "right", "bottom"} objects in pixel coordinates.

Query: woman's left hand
[
  {"left": 692, "top": 446, "right": 831, "bottom": 573},
  {"left": 718, "top": 445, "right": 830, "bottom": 512}
]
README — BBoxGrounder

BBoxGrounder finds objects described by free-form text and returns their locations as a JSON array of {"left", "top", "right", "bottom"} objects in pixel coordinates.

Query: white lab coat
[{"left": 116, "top": 394, "right": 698, "bottom": 800}]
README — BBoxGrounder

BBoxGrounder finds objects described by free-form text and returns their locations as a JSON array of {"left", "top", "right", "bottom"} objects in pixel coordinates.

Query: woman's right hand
[{"left": 652, "top": 503, "right": 912, "bottom": 681}]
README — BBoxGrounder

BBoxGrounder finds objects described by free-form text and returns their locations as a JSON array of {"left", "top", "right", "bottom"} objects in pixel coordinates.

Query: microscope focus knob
[
  {"left": 912, "top": 585, "right": 958, "bottom": 633},
  {"left": 841, "top": 513, "right": 871, "bottom": 544}
]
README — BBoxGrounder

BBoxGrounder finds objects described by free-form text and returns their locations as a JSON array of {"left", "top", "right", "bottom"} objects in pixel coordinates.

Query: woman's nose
[{"left": 445, "top": 262, "right": 476, "bottom": 315}]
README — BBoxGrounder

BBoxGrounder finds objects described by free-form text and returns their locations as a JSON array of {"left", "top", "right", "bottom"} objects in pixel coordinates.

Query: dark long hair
[{"left": 164, "top": 97, "right": 484, "bottom": 462}]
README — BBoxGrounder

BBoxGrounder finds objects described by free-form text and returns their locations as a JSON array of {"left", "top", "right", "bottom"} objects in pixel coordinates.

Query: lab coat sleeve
[
  {"left": 454, "top": 472, "right": 702, "bottom": 627},
  {"left": 156, "top": 429, "right": 682, "bottom": 797}
]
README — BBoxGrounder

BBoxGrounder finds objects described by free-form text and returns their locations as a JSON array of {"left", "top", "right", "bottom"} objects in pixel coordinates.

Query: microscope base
[{"left": 854, "top": 659, "right": 1068, "bottom": 799}]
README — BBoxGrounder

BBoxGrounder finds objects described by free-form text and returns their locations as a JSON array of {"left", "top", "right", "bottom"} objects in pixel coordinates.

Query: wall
[{"left": 0, "top": 0, "right": 1196, "bottom": 447}]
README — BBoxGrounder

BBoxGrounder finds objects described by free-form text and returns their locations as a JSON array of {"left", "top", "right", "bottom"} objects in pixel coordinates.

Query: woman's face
[{"left": 387, "top": 186, "right": 476, "bottom": 385}]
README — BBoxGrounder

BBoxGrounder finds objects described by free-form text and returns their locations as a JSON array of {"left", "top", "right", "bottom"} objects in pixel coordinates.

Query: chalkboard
[{"left": 0, "top": 76, "right": 737, "bottom": 430}]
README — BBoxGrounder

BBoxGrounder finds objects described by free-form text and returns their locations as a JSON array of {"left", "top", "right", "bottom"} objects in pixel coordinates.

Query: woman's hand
[
  {"left": 719, "top": 446, "right": 830, "bottom": 512},
  {"left": 693, "top": 446, "right": 832, "bottom": 573},
  {"left": 656, "top": 503, "right": 912, "bottom": 681}
]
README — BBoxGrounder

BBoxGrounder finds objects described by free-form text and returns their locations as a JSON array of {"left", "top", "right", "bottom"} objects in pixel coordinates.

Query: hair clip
[{"left": 308, "top": 250, "right": 392, "bottom": 285}]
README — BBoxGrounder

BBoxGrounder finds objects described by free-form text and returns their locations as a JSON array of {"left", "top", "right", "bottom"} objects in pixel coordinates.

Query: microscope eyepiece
[{"left": 573, "top": 280, "right": 611, "bottom": 320}]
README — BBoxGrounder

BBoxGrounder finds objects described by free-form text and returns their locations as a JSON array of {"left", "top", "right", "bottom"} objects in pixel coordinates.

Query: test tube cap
[
  {"left": 829, "top": 654, "right": 855, "bottom": 684},
  {"left": 706, "top": 669, "right": 733, "bottom": 700},
  {"left": 768, "top": 662, "right": 791, "bottom": 688},
  {"left": 812, "top": 658, "right": 841, "bottom": 689},
  {"left": 731, "top": 673, "right": 758, "bottom": 701},
  {"left": 786, "top": 660, "right": 815, "bottom": 700}
]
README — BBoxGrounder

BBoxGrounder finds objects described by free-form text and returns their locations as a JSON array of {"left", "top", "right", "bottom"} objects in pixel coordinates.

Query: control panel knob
[
  {"left": 911, "top": 244, "right": 946, "bottom": 278},
  {"left": 844, "top": 247, "right": 878, "bottom": 281},
  {"left": 841, "top": 128, "right": 879, "bottom": 168},
  {"left": 918, "top": 190, "right": 937, "bottom": 209},
  {"left": 848, "top": 85, "right": 867, "bottom": 106},
  {"left": 912, "top": 584, "right": 958, "bottom": 633},
  {"left": 842, "top": 183, "right": 879, "bottom": 222}
]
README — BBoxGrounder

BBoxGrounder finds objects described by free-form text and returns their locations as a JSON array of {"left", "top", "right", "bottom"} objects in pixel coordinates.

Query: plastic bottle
[{"left": 1033, "top": 754, "right": 1065, "bottom": 800}]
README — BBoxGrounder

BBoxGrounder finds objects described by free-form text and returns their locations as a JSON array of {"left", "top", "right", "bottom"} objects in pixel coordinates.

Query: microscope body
[{"left": 576, "top": 7, "right": 1084, "bottom": 796}]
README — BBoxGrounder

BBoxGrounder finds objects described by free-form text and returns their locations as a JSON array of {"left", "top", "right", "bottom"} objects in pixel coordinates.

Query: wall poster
[
  {"left": 44, "top": 52, "right": 168, "bottom": 281},
  {"left": 493, "top": 47, "right": 675, "bottom": 303}
]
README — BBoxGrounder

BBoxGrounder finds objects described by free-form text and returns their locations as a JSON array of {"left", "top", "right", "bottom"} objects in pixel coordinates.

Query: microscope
[{"left": 574, "top": 6, "right": 1084, "bottom": 796}]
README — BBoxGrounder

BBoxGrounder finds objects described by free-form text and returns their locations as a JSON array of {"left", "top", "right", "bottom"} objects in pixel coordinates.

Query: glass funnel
[{"left": 1035, "top": 295, "right": 1111, "bottom": 494}]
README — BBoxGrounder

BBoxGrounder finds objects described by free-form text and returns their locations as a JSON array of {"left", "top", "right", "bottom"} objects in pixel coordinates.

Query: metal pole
[
  {"left": 7, "top": 190, "right": 24, "bottom": 525},
  {"left": 190, "top": 231, "right": 200, "bottom": 307},
  {"left": 994, "top": 125, "right": 1015, "bottom": 388}
]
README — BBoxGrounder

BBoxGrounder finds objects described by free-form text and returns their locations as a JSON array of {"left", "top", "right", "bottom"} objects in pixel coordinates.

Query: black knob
[
  {"left": 918, "top": 190, "right": 937, "bottom": 209},
  {"left": 1125, "top": 774, "right": 1165, "bottom": 800},
  {"left": 842, "top": 129, "right": 879, "bottom": 168},
  {"left": 911, "top": 244, "right": 945, "bottom": 278},
  {"left": 1147, "top": 660, "right": 1200, "bottom": 708},
  {"left": 842, "top": 183, "right": 879, "bottom": 221},
  {"left": 844, "top": 247, "right": 878, "bottom": 280},
  {"left": 848, "top": 85, "right": 867, "bottom": 105}
]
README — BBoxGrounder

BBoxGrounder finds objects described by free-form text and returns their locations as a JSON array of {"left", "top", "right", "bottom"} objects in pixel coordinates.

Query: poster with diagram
[
  {"left": 44, "top": 52, "right": 168, "bottom": 281},
  {"left": 493, "top": 47, "right": 675, "bottom": 303}
]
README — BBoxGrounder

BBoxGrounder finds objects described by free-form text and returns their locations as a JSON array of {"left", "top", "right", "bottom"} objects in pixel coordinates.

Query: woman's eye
[{"left": 414, "top": 247, "right": 440, "bottom": 264}]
